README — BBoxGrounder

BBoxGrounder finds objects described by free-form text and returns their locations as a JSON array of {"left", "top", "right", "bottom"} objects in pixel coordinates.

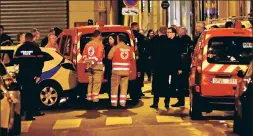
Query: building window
[
  {"left": 148, "top": 0, "right": 152, "bottom": 13},
  {"left": 99, "top": 1, "right": 105, "bottom": 8},
  {"left": 141, "top": 0, "right": 145, "bottom": 12}
]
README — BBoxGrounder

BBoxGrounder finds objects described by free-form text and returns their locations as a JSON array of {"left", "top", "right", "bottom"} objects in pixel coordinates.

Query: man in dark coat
[
  {"left": 0, "top": 25, "right": 13, "bottom": 45},
  {"left": 149, "top": 26, "right": 181, "bottom": 109},
  {"left": 131, "top": 22, "right": 145, "bottom": 99},
  {"left": 171, "top": 27, "right": 192, "bottom": 107},
  {"left": 14, "top": 33, "right": 44, "bottom": 120}
]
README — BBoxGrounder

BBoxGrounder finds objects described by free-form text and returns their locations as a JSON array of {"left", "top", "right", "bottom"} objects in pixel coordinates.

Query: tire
[
  {"left": 38, "top": 81, "right": 62, "bottom": 109},
  {"left": 190, "top": 93, "right": 202, "bottom": 120},
  {"left": 233, "top": 111, "right": 241, "bottom": 134}
]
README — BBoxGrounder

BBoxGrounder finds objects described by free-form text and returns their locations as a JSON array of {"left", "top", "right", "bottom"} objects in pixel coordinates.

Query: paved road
[{"left": 21, "top": 82, "right": 238, "bottom": 136}]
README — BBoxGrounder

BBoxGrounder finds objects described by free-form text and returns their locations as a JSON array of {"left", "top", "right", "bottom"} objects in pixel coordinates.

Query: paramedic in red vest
[
  {"left": 108, "top": 33, "right": 134, "bottom": 108},
  {"left": 83, "top": 30, "right": 104, "bottom": 104}
]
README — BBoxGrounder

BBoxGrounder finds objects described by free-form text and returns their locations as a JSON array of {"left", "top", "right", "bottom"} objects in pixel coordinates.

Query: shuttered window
[{"left": 0, "top": 0, "right": 68, "bottom": 44}]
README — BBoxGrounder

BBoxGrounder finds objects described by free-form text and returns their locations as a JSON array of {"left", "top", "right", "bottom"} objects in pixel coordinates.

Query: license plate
[{"left": 211, "top": 78, "right": 237, "bottom": 84}]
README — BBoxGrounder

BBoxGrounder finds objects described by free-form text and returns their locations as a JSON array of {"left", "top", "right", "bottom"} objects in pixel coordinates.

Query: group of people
[
  {"left": 82, "top": 30, "right": 134, "bottom": 108},
  {"left": 130, "top": 22, "right": 199, "bottom": 108},
  {"left": 0, "top": 25, "right": 62, "bottom": 49},
  {"left": 82, "top": 22, "right": 199, "bottom": 109},
  {"left": 0, "top": 20, "right": 207, "bottom": 118},
  {"left": 0, "top": 25, "right": 63, "bottom": 121}
]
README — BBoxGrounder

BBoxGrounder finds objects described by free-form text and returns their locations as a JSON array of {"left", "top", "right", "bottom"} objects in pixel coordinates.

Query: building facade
[
  {"left": 1, "top": 0, "right": 251, "bottom": 43},
  {"left": 193, "top": 0, "right": 251, "bottom": 24}
]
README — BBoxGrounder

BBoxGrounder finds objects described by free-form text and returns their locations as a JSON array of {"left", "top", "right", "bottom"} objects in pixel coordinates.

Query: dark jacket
[
  {"left": 41, "top": 37, "right": 48, "bottom": 47},
  {"left": 104, "top": 45, "right": 113, "bottom": 80},
  {"left": 179, "top": 35, "right": 192, "bottom": 71},
  {"left": 150, "top": 35, "right": 181, "bottom": 97},
  {"left": 13, "top": 42, "right": 44, "bottom": 79},
  {"left": 0, "top": 33, "right": 13, "bottom": 45},
  {"left": 133, "top": 30, "right": 145, "bottom": 70}
]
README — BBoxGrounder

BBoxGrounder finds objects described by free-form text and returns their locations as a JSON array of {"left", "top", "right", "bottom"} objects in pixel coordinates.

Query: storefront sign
[{"left": 122, "top": 8, "right": 138, "bottom": 16}]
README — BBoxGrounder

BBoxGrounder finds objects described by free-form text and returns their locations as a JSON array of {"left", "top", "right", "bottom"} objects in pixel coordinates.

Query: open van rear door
[{"left": 58, "top": 29, "right": 78, "bottom": 65}]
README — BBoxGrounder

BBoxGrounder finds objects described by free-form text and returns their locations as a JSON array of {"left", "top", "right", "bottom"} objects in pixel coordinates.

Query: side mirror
[{"left": 237, "top": 70, "right": 244, "bottom": 78}]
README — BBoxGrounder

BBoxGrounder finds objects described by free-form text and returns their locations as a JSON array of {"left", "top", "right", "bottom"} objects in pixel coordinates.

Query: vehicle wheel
[
  {"left": 190, "top": 93, "right": 202, "bottom": 120},
  {"left": 233, "top": 111, "right": 241, "bottom": 134},
  {"left": 38, "top": 81, "right": 62, "bottom": 109}
]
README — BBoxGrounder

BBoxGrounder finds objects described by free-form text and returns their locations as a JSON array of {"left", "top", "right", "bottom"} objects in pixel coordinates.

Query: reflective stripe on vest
[
  {"left": 112, "top": 47, "right": 131, "bottom": 71},
  {"left": 112, "top": 68, "right": 130, "bottom": 71},
  {"left": 112, "top": 62, "right": 130, "bottom": 66}
]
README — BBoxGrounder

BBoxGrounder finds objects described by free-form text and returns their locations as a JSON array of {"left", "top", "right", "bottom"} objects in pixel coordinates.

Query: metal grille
[{"left": 0, "top": 0, "right": 68, "bottom": 44}]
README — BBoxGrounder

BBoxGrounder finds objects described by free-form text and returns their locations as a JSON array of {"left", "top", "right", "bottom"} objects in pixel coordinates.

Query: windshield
[
  {"left": 207, "top": 36, "right": 253, "bottom": 64},
  {"left": 80, "top": 32, "right": 131, "bottom": 55}
]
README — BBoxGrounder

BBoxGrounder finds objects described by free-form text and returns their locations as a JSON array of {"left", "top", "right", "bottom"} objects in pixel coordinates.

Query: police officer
[
  {"left": 13, "top": 32, "right": 44, "bottom": 120},
  {"left": 108, "top": 33, "right": 134, "bottom": 108},
  {"left": 83, "top": 30, "right": 104, "bottom": 105}
]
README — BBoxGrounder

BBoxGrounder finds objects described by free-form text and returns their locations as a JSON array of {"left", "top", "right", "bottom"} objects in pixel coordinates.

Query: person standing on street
[
  {"left": 13, "top": 32, "right": 44, "bottom": 120},
  {"left": 104, "top": 33, "right": 117, "bottom": 99},
  {"left": 82, "top": 30, "right": 104, "bottom": 105},
  {"left": 45, "top": 33, "right": 58, "bottom": 49},
  {"left": 131, "top": 22, "right": 145, "bottom": 98},
  {"left": 145, "top": 29, "right": 155, "bottom": 81},
  {"left": 16, "top": 32, "right": 26, "bottom": 45},
  {"left": 0, "top": 25, "right": 13, "bottom": 45},
  {"left": 193, "top": 22, "right": 205, "bottom": 47},
  {"left": 170, "top": 27, "right": 191, "bottom": 107},
  {"left": 149, "top": 26, "right": 181, "bottom": 109},
  {"left": 108, "top": 33, "right": 134, "bottom": 108},
  {"left": 31, "top": 28, "right": 41, "bottom": 46}
]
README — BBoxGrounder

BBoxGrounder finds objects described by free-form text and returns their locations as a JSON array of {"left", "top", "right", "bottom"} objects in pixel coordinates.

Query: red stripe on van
[
  {"left": 203, "top": 64, "right": 215, "bottom": 71},
  {"left": 217, "top": 65, "right": 230, "bottom": 73}
]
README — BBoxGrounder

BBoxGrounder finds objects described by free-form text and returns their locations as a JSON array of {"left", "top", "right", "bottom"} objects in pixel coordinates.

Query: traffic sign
[
  {"left": 161, "top": 0, "right": 170, "bottom": 9},
  {"left": 122, "top": 8, "right": 138, "bottom": 16},
  {"left": 123, "top": 0, "right": 138, "bottom": 8}
]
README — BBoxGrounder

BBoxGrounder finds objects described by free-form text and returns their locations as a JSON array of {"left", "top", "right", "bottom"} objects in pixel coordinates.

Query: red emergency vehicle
[
  {"left": 189, "top": 22, "right": 253, "bottom": 119},
  {"left": 57, "top": 21, "right": 138, "bottom": 100}
]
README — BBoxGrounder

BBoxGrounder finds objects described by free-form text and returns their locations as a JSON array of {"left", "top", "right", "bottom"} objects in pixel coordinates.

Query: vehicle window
[
  {"left": 60, "top": 35, "right": 67, "bottom": 54},
  {"left": 80, "top": 32, "right": 131, "bottom": 55},
  {"left": 0, "top": 50, "right": 14, "bottom": 66},
  {"left": 64, "top": 36, "right": 72, "bottom": 56},
  {"left": 207, "top": 36, "right": 253, "bottom": 64}
]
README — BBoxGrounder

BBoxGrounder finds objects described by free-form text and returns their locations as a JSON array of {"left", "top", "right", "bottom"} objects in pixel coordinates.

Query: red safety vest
[
  {"left": 83, "top": 42, "right": 104, "bottom": 65},
  {"left": 112, "top": 47, "right": 132, "bottom": 72}
]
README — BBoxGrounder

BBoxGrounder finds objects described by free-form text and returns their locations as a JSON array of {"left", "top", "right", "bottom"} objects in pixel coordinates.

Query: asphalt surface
[{"left": 21, "top": 81, "right": 238, "bottom": 136}]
